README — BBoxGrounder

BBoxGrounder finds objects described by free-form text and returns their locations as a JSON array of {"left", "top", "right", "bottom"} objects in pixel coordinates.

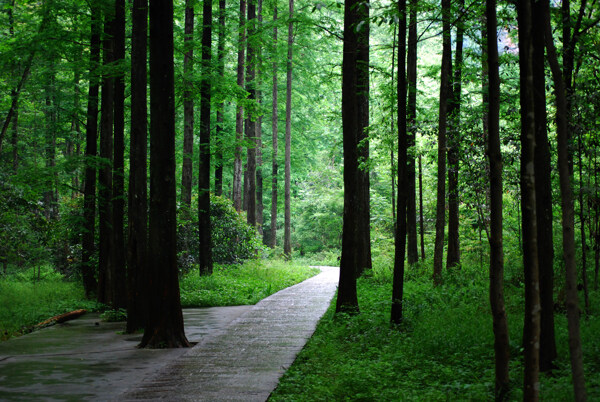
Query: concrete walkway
[
  {"left": 0, "top": 266, "right": 339, "bottom": 401},
  {"left": 122, "top": 266, "right": 339, "bottom": 401}
]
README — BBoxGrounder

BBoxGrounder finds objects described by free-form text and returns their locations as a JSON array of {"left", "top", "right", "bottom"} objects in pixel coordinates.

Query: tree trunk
[
  {"left": 181, "top": 0, "right": 194, "bottom": 207},
  {"left": 406, "top": 0, "right": 418, "bottom": 264},
  {"left": 486, "top": 0, "right": 511, "bottom": 397},
  {"left": 270, "top": 0, "right": 279, "bottom": 248},
  {"left": 141, "top": 0, "right": 189, "bottom": 349},
  {"left": 245, "top": 0, "right": 257, "bottom": 227},
  {"left": 531, "top": 0, "right": 556, "bottom": 373},
  {"left": 81, "top": 2, "right": 101, "bottom": 298},
  {"left": 517, "top": 0, "right": 541, "bottom": 398},
  {"left": 198, "top": 0, "right": 213, "bottom": 276},
  {"left": 215, "top": 0, "right": 226, "bottom": 197},
  {"left": 433, "top": 0, "right": 452, "bottom": 284},
  {"left": 256, "top": 0, "right": 264, "bottom": 237},
  {"left": 283, "top": 0, "right": 294, "bottom": 257},
  {"left": 233, "top": 0, "right": 247, "bottom": 212},
  {"left": 578, "top": 130, "right": 590, "bottom": 313},
  {"left": 391, "top": 0, "right": 407, "bottom": 325},
  {"left": 543, "top": 1, "right": 587, "bottom": 399},
  {"left": 126, "top": 0, "right": 148, "bottom": 334},
  {"left": 419, "top": 154, "right": 425, "bottom": 260}
]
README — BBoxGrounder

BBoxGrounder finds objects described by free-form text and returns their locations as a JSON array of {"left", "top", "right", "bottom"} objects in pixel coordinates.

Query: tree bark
[
  {"left": 181, "top": 0, "right": 195, "bottom": 207},
  {"left": 486, "top": 0, "right": 511, "bottom": 397},
  {"left": 406, "top": 0, "right": 418, "bottom": 265},
  {"left": 126, "top": 0, "right": 148, "bottom": 334},
  {"left": 543, "top": 1, "right": 587, "bottom": 399},
  {"left": 433, "top": 0, "right": 452, "bottom": 284},
  {"left": 233, "top": 0, "right": 247, "bottom": 212},
  {"left": 141, "top": 0, "right": 189, "bottom": 349},
  {"left": 257, "top": 0, "right": 264, "bottom": 237},
  {"left": 245, "top": 0, "right": 257, "bottom": 227},
  {"left": 270, "top": 0, "right": 279, "bottom": 248},
  {"left": 199, "top": 0, "right": 214, "bottom": 275},
  {"left": 419, "top": 154, "right": 425, "bottom": 260},
  {"left": 283, "top": 0, "right": 294, "bottom": 257},
  {"left": 215, "top": 0, "right": 226, "bottom": 197}
]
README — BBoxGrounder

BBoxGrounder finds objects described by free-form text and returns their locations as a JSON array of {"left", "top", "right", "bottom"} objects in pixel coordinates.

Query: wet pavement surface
[{"left": 0, "top": 266, "right": 339, "bottom": 401}]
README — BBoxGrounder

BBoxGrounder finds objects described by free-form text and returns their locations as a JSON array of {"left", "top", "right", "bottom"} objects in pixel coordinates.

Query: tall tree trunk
[
  {"left": 390, "top": 25, "right": 396, "bottom": 224},
  {"left": 486, "top": 0, "right": 510, "bottom": 397},
  {"left": 43, "top": 71, "right": 58, "bottom": 221},
  {"left": 446, "top": 0, "right": 464, "bottom": 269},
  {"left": 233, "top": 0, "right": 247, "bottom": 212},
  {"left": 245, "top": 0, "right": 257, "bottom": 227},
  {"left": 419, "top": 154, "right": 425, "bottom": 260},
  {"left": 433, "top": 0, "right": 452, "bottom": 284},
  {"left": 270, "top": 0, "right": 279, "bottom": 248},
  {"left": 126, "top": 0, "right": 148, "bottom": 334},
  {"left": 543, "top": 1, "right": 587, "bottom": 399},
  {"left": 336, "top": 0, "right": 361, "bottom": 313},
  {"left": 283, "top": 0, "right": 293, "bottom": 257},
  {"left": 81, "top": 2, "right": 101, "bottom": 298},
  {"left": 112, "top": 0, "right": 127, "bottom": 310},
  {"left": 215, "top": 0, "right": 226, "bottom": 196},
  {"left": 578, "top": 129, "right": 590, "bottom": 313},
  {"left": 199, "top": 0, "right": 214, "bottom": 275},
  {"left": 98, "top": 5, "right": 115, "bottom": 305},
  {"left": 406, "top": 0, "right": 418, "bottom": 264},
  {"left": 531, "top": 0, "right": 556, "bottom": 373},
  {"left": 517, "top": 0, "right": 541, "bottom": 398},
  {"left": 391, "top": 0, "right": 407, "bottom": 325},
  {"left": 256, "top": 0, "right": 264, "bottom": 237},
  {"left": 141, "top": 0, "right": 189, "bottom": 349},
  {"left": 181, "top": 0, "right": 195, "bottom": 207}
]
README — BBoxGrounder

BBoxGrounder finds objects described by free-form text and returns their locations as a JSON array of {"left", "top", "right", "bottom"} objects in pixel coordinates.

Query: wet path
[{"left": 0, "top": 266, "right": 339, "bottom": 401}]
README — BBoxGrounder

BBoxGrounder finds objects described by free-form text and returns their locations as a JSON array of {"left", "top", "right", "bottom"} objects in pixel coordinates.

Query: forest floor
[{"left": 0, "top": 267, "right": 338, "bottom": 401}]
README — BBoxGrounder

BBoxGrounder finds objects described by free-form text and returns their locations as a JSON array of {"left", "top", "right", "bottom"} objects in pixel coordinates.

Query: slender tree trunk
[
  {"left": 199, "top": 0, "right": 213, "bottom": 275},
  {"left": 181, "top": 0, "right": 195, "bottom": 207},
  {"left": 391, "top": 0, "right": 407, "bottom": 325},
  {"left": 0, "top": 56, "right": 33, "bottom": 154},
  {"left": 283, "top": 0, "right": 294, "bottom": 257},
  {"left": 270, "top": 0, "right": 279, "bottom": 248},
  {"left": 126, "top": 0, "right": 148, "bottom": 334},
  {"left": 141, "top": 0, "right": 189, "bottom": 349},
  {"left": 578, "top": 131, "right": 590, "bottom": 313},
  {"left": 390, "top": 25, "right": 396, "bottom": 224},
  {"left": 433, "top": 0, "right": 452, "bottom": 284},
  {"left": 419, "top": 154, "right": 425, "bottom": 260},
  {"left": 81, "top": 3, "right": 101, "bottom": 298},
  {"left": 446, "top": 0, "right": 464, "bottom": 269},
  {"left": 98, "top": 6, "right": 115, "bottom": 305},
  {"left": 245, "top": 0, "right": 257, "bottom": 227},
  {"left": 486, "top": 0, "right": 510, "bottom": 397},
  {"left": 406, "top": 0, "right": 418, "bottom": 264},
  {"left": 256, "top": 0, "right": 264, "bottom": 237},
  {"left": 233, "top": 0, "right": 247, "bottom": 212},
  {"left": 215, "top": 0, "right": 226, "bottom": 196},
  {"left": 543, "top": 1, "right": 587, "bottom": 399},
  {"left": 43, "top": 71, "right": 58, "bottom": 221},
  {"left": 517, "top": 0, "right": 541, "bottom": 398},
  {"left": 336, "top": 0, "right": 360, "bottom": 313},
  {"left": 531, "top": 0, "right": 556, "bottom": 373}
]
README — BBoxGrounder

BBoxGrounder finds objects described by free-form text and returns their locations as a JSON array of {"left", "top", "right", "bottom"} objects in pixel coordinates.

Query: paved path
[{"left": 122, "top": 266, "right": 339, "bottom": 401}]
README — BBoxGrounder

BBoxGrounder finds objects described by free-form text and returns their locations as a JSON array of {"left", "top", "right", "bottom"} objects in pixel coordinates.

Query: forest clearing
[{"left": 1, "top": 0, "right": 600, "bottom": 399}]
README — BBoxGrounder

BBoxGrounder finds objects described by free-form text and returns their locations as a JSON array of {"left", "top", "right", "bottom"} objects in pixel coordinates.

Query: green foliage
[
  {"left": 179, "top": 259, "right": 319, "bottom": 307},
  {"left": 100, "top": 308, "right": 127, "bottom": 322}
]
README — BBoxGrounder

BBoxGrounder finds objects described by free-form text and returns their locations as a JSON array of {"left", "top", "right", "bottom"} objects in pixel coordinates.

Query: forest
[{"left": 1, "top": 0, "right": 600, "bottom": 399}]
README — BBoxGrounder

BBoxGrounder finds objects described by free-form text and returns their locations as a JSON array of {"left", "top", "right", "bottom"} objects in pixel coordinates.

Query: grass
[
  {"left": 270, "top": 259, "right": 600, "bottom": 401},
  {"left": 180, "top": 259, "right": 320, "bottom": 307}
]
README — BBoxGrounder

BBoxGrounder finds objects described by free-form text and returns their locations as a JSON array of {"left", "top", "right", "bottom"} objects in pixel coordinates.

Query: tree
[
  {"left": 270, "top": 0, "right": 279, "bottom": 248},
  {"left": 215, "top": 0, "right": 226, "bottom": 196},
  {"left": 126, "top": 0, "right": 148, "bottom": 334},
  {"left": 406, "top": 0, "right": 418, "bottom": 265},
  {"left": 198, "top": 0, "right": 213, "bottom": 276},
  {"left": 140, "top": 0, "right": 189, "bottom": 349},
  {"left": 233, "top": 0, "right": 247, "bottom": 212},
  {"left": 245, "top": 0, "right": 258, "bottom": 227},
  {"left": 486, "top": 0, "right": 510, "bottom": 397},
  {"left": 432, "top": 0, "right": 452, "bottom": 284},
  {"left": 283, "top": 0, "right": 293, "bottom": 257},
  {"left": 181, "top": 0, "right": 194, "bottom": 207}
]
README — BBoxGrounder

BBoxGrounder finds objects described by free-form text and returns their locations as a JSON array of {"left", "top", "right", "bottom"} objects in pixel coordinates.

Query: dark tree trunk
[
  {"left": 245, "top": 0, "right": 257, "bottom": 227},
  {"left": 43, "top": 70, "right": 58, "bottom": 221},
  {"left": 233, "top": 0, "right": 247, "bottom": 212},
  {"left": 433, "top": 0, "right": 452, "bottom": 284},
  {"left": 198, "top": 0, "right": 213, "bottom": 276},
  {"left": 97, "top": 6, "right": 115, "bottom": 305},
  {"left": 215, "top": 0, "right": 226, "bottom": 197},
  {"left": 181, "top": 0, "right": 195, "bottom": 207},
  {"left": 531, "top": 0, "right": 556, "bottom": 373},
  {"left": 112, "top": 0, "right": 127, "bottom": 310},
  {"left": 390, "top": 25, "right": 396, "bottom": 224},
  {"left": 446, "top": 0, "right": 464, "bottom": 269},
  {"left": 486, "top": 0, "right": 511, "bottom": 397},
  {"left": 126, "top": 0, "right": 148, "bottom": 334},
  {"left": 419, "top": 154, "right": 425, "bottom": 260},
  {"left": 517, "top": 0, "right": 541, "bottom": 398},
  {"left": 543, "top": 1, "right": 587, "bottom": 399},
  {"left": 256, "top": 0, "right": 264, "bottom": 237},
  {"left": 391, "top": 0, "right": 407, "bottom": 325},
  {"left": 81, "top": 3, "right": 101, "bottom": 298},
  {"left": 578, "top": 128, "right": 590, "bottom": 313},
  {"left": 406, "top": 0, "right": 418, "bottom": 265},
  {"left": 140, "top": 0, "right": 189, "bottom": 349},
  {"left": 283, "top": 0, "right": 293, "bottom": 257},
  {"left": 270, "top": 0, "right": 279, "bottom": 248}
]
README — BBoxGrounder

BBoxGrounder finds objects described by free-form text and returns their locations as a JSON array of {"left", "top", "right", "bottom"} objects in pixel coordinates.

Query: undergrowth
[{"left": 270, "top": 260, "right": 600, "bottom": 401}]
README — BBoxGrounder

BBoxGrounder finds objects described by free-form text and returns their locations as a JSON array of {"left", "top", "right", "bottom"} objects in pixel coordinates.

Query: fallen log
[{"left": 35, "top": 309, "right": 87, "bottom": 328}]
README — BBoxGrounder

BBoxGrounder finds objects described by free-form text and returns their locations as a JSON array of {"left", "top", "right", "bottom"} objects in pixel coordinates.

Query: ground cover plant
[{"left": 270, "top": 257, "right": 600, "bottom": 401}]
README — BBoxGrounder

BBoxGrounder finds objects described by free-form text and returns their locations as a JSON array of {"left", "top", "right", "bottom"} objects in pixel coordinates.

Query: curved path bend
[{"left": 122, "top": 266, "right": 339, "bottom": 401}]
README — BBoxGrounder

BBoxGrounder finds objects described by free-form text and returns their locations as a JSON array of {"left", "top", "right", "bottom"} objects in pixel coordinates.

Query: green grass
[
  {"left": 270, "top": 261, "right": 600, "bottom": 401},
  {"left": 180, "top": 259, "right": 320, "bottom": 307}
]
